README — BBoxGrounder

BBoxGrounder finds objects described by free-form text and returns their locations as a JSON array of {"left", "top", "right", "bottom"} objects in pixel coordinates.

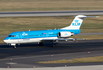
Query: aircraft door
[{"left": 18, "top": 33, "right": 22, "bottom": 43}]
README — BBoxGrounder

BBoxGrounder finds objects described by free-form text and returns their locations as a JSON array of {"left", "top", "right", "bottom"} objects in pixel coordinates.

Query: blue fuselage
[{"left": 4, "top": 29, "right": 80, "bottom": 40}]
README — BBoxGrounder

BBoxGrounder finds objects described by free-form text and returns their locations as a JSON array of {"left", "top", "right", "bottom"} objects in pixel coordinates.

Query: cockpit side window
[
  {"left": 12, "top": 35, "right": 16, "bottom": 37},
  {"left": 8, "top": 35, "right": 16, "bottom": 37}
]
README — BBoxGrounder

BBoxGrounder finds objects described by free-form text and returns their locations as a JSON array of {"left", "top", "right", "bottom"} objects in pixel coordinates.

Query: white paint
[
  {"left": 3, "top": 37, "right": 58, "bottom": 44},
  {"left": 6, "top": 62, "right": 17, "bottom": 64},
  {"left": 11, "top": 44, "right": 16, "bottom": 46},
  {"left": 1, "top": 65, "right": 103, "bottom": 70}
]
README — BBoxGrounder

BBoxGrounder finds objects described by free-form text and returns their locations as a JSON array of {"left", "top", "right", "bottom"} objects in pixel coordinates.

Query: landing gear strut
[
  {"left": 11, "top": 44, "right": 16, "bottom": 49},
  {"left": 13, "top": 45, "right": 16, "bottom": 49},
  {"left": 51, "top": 42, "right": 56, "bottom": 47}
]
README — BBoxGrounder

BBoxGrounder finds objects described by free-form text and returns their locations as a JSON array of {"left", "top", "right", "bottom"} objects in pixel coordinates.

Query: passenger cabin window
[{"left": 8, "top": 35, "right": 16, "bottom": 37}]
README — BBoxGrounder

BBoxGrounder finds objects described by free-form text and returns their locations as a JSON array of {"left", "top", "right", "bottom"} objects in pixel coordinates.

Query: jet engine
[{"left": 58, "top": 32, "right": 74, "bottom": 38}]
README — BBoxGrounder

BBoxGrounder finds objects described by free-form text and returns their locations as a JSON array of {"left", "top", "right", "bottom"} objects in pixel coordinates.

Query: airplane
[{"left": 3, "top": 15, "right": 97, "bottom": 48}]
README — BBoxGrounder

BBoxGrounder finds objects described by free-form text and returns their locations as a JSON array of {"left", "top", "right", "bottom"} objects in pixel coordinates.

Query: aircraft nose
[
  {"left": 3, "top": 40, "right": 8, "bottom": 43},
  {"left": 3, "top": 37, "right": 9, "bottom": 43}
]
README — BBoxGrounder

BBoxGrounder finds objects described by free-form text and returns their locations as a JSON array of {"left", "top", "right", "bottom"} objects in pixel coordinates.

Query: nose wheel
[{"left": 13, "top": 45, "right": 16, "bottom": 49}]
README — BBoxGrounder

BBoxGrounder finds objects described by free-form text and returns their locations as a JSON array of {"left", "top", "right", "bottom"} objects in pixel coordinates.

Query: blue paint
[
  {"left": 72, "top": 20, "right": 81, "bottom": 26},
  {"left": 75, "top": 20, "right": 79, "bottom": 22},
  {"left": 65, "top": 33, "right": 68, "bottom": 35},
  {"left": 4, "top": 29, "right": 80, "bottom": 40}
]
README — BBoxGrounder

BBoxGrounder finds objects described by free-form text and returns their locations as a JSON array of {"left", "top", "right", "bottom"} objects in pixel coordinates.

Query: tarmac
[
  {"left": 0, "top": 10, "right": 103, "bottom": 17},
  {"left": 0, "top": 39, "right": 103, "bottom": 68},
  {"left": 1, "top": 65, "right": 103, "bottom": 70}
]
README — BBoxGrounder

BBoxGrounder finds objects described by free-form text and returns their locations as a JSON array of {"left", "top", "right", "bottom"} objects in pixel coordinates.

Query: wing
[{"left": 40, "top": 38, "right": 75, "bottom": 42}]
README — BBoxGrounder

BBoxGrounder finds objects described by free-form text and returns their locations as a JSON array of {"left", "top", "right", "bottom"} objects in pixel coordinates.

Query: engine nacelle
[{"left": 58, "top": 32, "right": 74, "bottom": 38}]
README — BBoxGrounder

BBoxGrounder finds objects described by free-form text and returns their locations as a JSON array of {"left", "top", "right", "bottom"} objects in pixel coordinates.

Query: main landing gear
[
  {"left": 38, "top": 42, "right": 44, "bottom": 46},
  {"left": 51, "top": 42, "right": 56, "bottom": 47},
  {"left": 38, "top": 42, "right": 56, "bottom": 47}
]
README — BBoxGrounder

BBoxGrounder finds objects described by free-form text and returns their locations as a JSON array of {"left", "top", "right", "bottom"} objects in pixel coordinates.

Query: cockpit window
[{"left": 8, "top": 35, "right": 16, "bottom": 37}]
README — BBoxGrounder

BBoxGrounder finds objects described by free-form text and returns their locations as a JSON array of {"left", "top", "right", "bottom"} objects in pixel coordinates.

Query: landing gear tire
[
  {"left": 51, "top": 43, "right": 56, "bottom": 47},
  {"left": 39, "top": 42, "right": 43, "bottom": 46},
  {"left": 13, "top": 46, "right": 16, "bottom": 49}
]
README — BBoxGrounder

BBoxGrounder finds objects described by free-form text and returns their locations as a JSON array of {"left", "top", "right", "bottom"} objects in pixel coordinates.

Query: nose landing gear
[
  {"left": 13, "top": 45, "right": 16, "bottom": 49},
  {"left": 11, "top": 44, "right": 16, "bottom": 49}
]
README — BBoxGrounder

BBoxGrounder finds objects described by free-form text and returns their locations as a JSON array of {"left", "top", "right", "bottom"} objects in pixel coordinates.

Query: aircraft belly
[{"left": 19, "top": 38, "right": 40, "bottom": 43}]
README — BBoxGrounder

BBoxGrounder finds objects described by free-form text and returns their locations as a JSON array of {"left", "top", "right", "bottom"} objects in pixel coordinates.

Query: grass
[
  {"left": 37, "top": 56, "right": 103, "bottom": 64},
  {"left": 0, "top": 16, "right": 103, "bottom": 43},
  {"left": 0, "top": 17, "right": 71, "bottom": 35},
  {"left": 0, "top": 0, "right": 103, "bottom": 43},
  {"left": 0, "top": 37, "right": 5, "bottom": 43},
  {"left": 0, "top": 0, "right": 103, "bottom": 11},
  {"left": 0, "top": 16, "right": 103, "bottom": 35}
]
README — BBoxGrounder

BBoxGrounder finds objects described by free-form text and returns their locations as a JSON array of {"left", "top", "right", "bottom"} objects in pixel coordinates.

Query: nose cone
[
  {"left": 3, "top": 40, "right": 8, "bottom": 43},
  {"left": 3, "top": 37, "right": 10, "bottom": 43}
]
